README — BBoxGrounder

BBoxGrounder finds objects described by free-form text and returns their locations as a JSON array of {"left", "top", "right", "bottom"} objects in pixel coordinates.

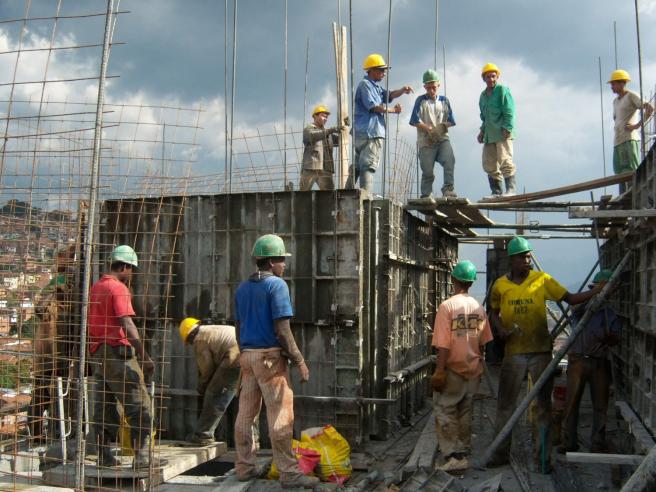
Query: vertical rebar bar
[
  {"left": 613, "top": 20, "right": 618, "bottom": 69},
  {"left": 303, "top": 38, "right": 309, "bottom": 128},
  {"left": 229, "top": 0, "right": 238, "bottom": 193},
  {"left": 283, "top": 0, "right": 288, "bottom": 189},
  {"left": 598, "top": 57, "right": 607, "bottom": 182},
  {"left": 442, "top": 44, "right": 447, "bottom": 97},
  {"left": 349, "top": 0, "right": 355, "bottom": 190},
  {"left": 434, "top": 0, "right": 439, "bottom": 70},
  {"left": 383, "top": 0, "right": 392, "bottom": 198},
  {"left": 224, "top": 0, "right": 228, "bottom": 189},
  {"left": 75, "top": 1, "right": 115, "bottom": 487},
  {"left": 634, "top": 0, "right": 646, "bottom": 159}
]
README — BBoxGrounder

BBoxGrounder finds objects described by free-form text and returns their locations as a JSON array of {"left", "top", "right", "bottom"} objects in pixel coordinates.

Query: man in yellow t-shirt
[{"left": 487, "top": 237, "right": 601, "bottom": 471}]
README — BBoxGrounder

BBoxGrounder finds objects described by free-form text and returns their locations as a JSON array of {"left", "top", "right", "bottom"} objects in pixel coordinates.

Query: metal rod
[
  {"left": 293, "top": 395, "right": 396, "bottom": 405},
  {"left": 283, "top": 0, "right": 288, "bottom": 188},
  {"left": 228, "top": 0, "right": 237, "bottom": 193},
  {"left": 57, "top": 377, "right": 67, "bottom": 464},
  {"left": 434, "top": 0, "right": 438, "bottom": 70},
  {"left": 75, "top": 1, "right": 115, "bottom": 486},
  {"left": 634, "top": 0, "right": 646, "bottom": 159},
  {"left": 598, "top": 57, "right": 607, "bottom": 183},
  {"left": 303, "top": 37, "right": 309, "bottom": 128},
  {"left": 349, "top": 0, "right": 355, "bottom": 190},
  {"left": 382, "top": 0, "right": 393, "bottom": 198},
  {"left": 442, "top": 43, "right": 447, "bottom": 97},
  {"left": 385, "top": 355, "right": 435, "bottom": 382},
  {"left": 613, "top": 20, "right": 618, "bottom": 69},
  {"left": 224, "top": 0, "right": 228, "bottom": 188},
  {"left": 477, "top": 250, "right": 632, "bottom": 468}
]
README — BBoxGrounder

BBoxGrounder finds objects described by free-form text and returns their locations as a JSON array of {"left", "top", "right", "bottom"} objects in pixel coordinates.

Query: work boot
[
  {"left": 437, "top": 456, "right": 469, "bottom": 473},
  {"left": 418, "top": 194, "right": 436, "bottom": 204},
  {"left": 133, "top": 435, "right": 168, "bottom": 469},
  {"left": 185, "top": 432, "right": 215, "bottom": 446},
  {"left": 280, "top": 474, "right": 320, "bottom": 489},
  {"left": 97, "top": 437, "right": 121, "bottom": 467},
  {"left": 442, "top": 188, "right": 458, "bottom": 198},
  {"left": 237, "top": 463, "right": 269, "bottom": 482},
  {"left": 504, "top": 175, "right": 517, "bottom": 196},
  {"left": 479, "top": 176, "right": 504, "bottom": 201}
]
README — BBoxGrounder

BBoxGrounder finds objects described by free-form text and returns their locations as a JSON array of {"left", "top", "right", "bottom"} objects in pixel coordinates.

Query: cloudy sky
[{"left": 1, "top": 0, "right": 655, "bottom": 291}]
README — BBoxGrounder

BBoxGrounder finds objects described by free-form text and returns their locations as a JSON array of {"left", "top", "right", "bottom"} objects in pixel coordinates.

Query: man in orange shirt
[{"left": 430, "top": 260, "right": 493, "bottom": 472}]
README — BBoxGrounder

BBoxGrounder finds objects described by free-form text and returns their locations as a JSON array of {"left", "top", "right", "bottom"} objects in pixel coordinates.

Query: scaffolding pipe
[
  {"left": 283, "top": 0, "right": 288, "bottom": 187},
  {"left": 74, "top": 1, "right": 114, "bottom": 486},
  {"left": 228, "top": 0, "right": 237, "bottom": 193},
  {"left": 620, "top": 444, "right": 656, "bottom": 491},
  {"left": 477, "top": 250, "right": 631, "bottom": 467}
]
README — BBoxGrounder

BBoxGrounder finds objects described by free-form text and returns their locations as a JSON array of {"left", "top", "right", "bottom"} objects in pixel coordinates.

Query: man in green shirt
[{"left": 477, "top": 63, "right": 517, "bottom": 199}]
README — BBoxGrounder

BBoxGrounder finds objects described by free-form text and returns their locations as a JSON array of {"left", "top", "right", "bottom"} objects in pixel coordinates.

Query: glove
[
  {"left": 330, "top": 125, "right": 346, "bottom": 133},
  {"left": 430, "top": 369, "right": 448, "bottom": 392}
]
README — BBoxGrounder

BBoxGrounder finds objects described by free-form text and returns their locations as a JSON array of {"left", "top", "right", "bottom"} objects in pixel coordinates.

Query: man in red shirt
[{"left": 89, "top": 245, "right": 165, "bottom": 469}]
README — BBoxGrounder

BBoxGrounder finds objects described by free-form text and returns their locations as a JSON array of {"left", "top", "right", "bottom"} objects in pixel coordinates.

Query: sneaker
[
  {"left": 442, "top": 189, "right": 457, "bottom": 198},
  {"left": 280, "top": 474, "right": 320, "bottom": 489},
  {"left": 418, "top": 195, "right": 436, "bottom": 204},
  {"left": 437, "top": 456, "right": 469, "bottom": 473},
  {"left": 237, "top": 463, "right": 269, "bottom": 482},
  {"left": 185, "top": 433, "right": 215, "bottom": 446}
]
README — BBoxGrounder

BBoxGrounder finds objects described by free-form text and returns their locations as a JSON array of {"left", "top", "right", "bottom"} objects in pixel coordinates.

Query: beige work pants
[
  {"left": 234, "top": 349, "right": 302, "bottom": 482},
  {"left": 482, "top": 139, "right": 516, "bottom": 180},
  {"left": 432, "top": 369, "right": 480, "bottom": 458},
  {"left": 299, "top": 170, "right": 335, "bottom": 191}
]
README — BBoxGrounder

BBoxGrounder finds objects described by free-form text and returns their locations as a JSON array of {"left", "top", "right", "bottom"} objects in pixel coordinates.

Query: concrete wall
[{"left": 99, "top": 190, "right": 458, "bottom": 447}]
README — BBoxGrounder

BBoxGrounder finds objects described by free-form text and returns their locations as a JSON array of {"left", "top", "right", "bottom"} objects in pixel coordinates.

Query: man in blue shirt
[
  {"left": 349, "top": 53, "right": 413, "bottom": 192},
  {"left": 410, "top": 69, "right": 457, "bottom": 200},
  {"left": 559, "top": 270, "right": 621, "bottom": 454},
  {"left": 233, "top": 234, "right": 317, "bottom": 490}
]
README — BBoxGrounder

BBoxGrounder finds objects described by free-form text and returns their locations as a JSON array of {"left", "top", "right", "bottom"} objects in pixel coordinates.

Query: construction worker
[
  {"left": 233, "top": 234, "right": 318, "bottom": 489},
  {"left": 431, "top": 260, "right": 493, "bottom": 472},
  {"left": 350, "top": 53, "right": 413, "bottom": 193},
  {"left": 410, "top": 69, "right": 457, "bottom": 201},
  {"left": 88, "top": 245, "right": 166, "bottom": 469},
  {"left": 559, "top": 269, "right": 621, "bottom": 454},
  {"left": 300, "top": 105, "right": 344, "bottom": 191},
  {"left": 608, "top": 69, "right": 654, "bottom": 193},
  {"left": 487, "top": 237, "right": 602, "bottom": 471},
  {"left": 179, "top": 317, "right": 240, "bottom": 445},
  {"left": 477, "top": 63, "right": 517, "bottom": 199}
]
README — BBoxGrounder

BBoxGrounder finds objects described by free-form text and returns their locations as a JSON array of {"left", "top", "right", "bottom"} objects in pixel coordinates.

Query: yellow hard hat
[
  {"left": 312, "top": 105, "right": 330, "bottom": 116},
  {"left": 363, "top": 53, "right": 388, "bottom": 70},
  {"left": 608, "top": 69, "right": 631, "bottom": 83},
  {"left": 179, "top": 317, "right": 200, "bottom": 344},
  {"left": 481, "top": 63, "right": 501, "bottom": 76}
]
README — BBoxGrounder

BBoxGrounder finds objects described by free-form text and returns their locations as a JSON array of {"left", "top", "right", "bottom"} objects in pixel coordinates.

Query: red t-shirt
[{"left": 88, "top": 274, "right": 135, "bottom": 354}]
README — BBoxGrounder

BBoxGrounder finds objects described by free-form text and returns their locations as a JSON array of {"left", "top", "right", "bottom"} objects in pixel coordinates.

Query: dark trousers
[
  {"left": 492, "top": 353, "right": 554, "bottom": 462},
  {"left": 90, "top": 344, "right": 152, "bottom": 445},
  {"left": 562, "top": 355, "right": 610, "bottom": 452},
  {"left": 194, "top": 365, "right": 240, "bottom": 439}
]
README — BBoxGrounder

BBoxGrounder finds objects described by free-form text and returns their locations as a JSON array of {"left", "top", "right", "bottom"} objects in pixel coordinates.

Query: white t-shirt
[{"left": 613, "top": 89, "right": 644, "bottom": 146}]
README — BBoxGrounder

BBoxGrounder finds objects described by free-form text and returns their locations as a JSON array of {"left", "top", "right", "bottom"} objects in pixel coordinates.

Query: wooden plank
[
  {"left": 43, "top": 440, "right": 227, "bottom": 490},
  {"left": 616, "top": 401, "right": 656, "bottom": 453},
  {"left": 569, "top": 207, "right": 656, "bottom": 219},
  {"left": 402, "top": 413, "right": 437, "bottom": 474},
  {"left": 481, "top": 172, "right": 634, "bottom": 204},
  {"left": 332, "top": 23, "right": 350, "bottom": 188},
  {"left": 565, "top": 452, "right": 644, "bottom": 465}
]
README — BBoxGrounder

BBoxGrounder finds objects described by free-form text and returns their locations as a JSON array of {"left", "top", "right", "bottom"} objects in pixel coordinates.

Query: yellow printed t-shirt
[
  {"left": 432, "top": 293, "right": 493, "bottom": 379},
  {"left": 489, "top": 270, "right": 567, "bottom": 356}
]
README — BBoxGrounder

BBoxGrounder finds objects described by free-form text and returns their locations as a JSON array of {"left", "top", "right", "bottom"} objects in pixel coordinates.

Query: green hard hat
[
  {"left": 422, "top": 69, "right": 440, "bottom": 84},
  {"left": 507, "top": 236, "right": 532, "bottom": 256},
  {"left": 252, "top": 234, "right": 292, "bottom": 258},
  {"left": 110, "top": 245, "right": 138, "bottom": 267},
  {"left": 452, "top": 260, "right": 477, "bottom": 282},
  {"left": 593, "top": 269, "right": 613, "bottom": 283}
]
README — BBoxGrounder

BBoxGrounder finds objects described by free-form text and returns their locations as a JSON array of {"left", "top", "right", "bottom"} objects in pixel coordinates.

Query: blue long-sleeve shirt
[{"left": 354, "top": 76, "right": 392, "bottom": 139}]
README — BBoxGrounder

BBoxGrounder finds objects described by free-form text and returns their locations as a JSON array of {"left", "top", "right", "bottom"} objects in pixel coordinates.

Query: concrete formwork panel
[{"left": 98, "top": 190, "right": 457, "bottom": 447}]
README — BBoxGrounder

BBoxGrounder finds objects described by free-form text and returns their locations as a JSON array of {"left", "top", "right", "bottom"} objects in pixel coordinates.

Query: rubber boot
[
  {"left": 504, "top": 175, "right": 517, "bottom": 196},
  {"left": 97, "top": 434, "right": 120, "bottom": 467},
  {"left": 132, "top": 435, "right": 168, "bottom": 469},
  {"left": 480, "top": 176, "right": 504, "bottom": 201}
]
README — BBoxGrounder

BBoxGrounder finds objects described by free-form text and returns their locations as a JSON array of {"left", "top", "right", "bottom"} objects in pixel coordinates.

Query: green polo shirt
[{"left": 479, "top": 84, "right": 516, "bottom": 143}]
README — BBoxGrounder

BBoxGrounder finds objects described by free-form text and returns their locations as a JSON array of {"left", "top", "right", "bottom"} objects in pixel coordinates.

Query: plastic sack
[
  {"left": 301, "top": 425, "right": 352, "bottom": 485},
  {"left": 267, "top": 439, "right": 321, "bottom": 479}
]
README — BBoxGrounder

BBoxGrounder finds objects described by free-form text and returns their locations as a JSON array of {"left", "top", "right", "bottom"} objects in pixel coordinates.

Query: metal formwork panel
[
  {"left": 603, "top": 143, "right": 656, "bottom": 436},
  {"left": 99, "top": 190, "right": 456, "bottom": 447}
]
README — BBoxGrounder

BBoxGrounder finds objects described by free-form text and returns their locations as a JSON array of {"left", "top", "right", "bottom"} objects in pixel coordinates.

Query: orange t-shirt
[{"left": 432, "top": 293, "right": 493, "bottom": 379}]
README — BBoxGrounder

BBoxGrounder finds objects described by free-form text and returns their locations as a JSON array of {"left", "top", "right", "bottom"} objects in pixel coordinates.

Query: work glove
[{"left": 430, "top": 368, "right": 448, "bottom": 392}]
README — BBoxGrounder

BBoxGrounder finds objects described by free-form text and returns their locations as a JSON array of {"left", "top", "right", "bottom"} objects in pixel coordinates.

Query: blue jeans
[
  {"left": 350, "top": 136, "right": 383, "bottom": 192},
  {"left": 419, "top": 140, "right": 455, "bottom": 197}
]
